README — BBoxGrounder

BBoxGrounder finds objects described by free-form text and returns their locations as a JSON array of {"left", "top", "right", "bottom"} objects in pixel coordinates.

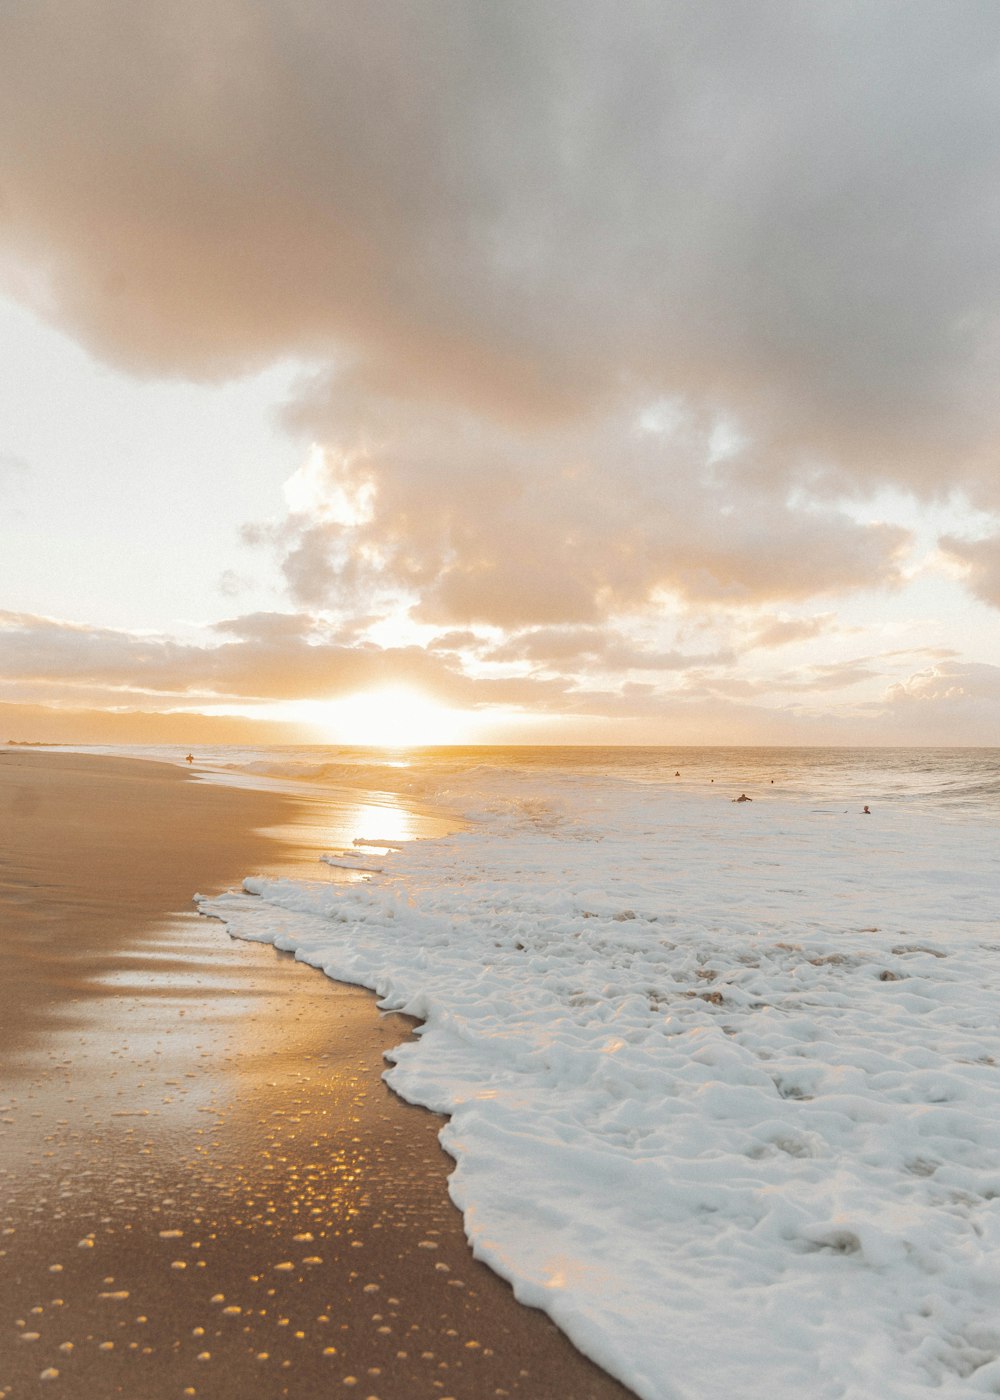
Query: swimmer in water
[
  {"left": 862, "top": 804, "right": 871, "bottom": 814},
  {"left": 733, "top": 793, "right": 752, "bottom": 803}
]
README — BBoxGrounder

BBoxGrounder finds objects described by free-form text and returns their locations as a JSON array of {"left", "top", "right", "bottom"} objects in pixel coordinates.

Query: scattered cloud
[
  {"left": 939, "top": 534, "right": 1000, "bottom": 609},
  {"left": 485, "top": 625, "right": 729, "bottom": 674},
  {"left": 212, "top": 611, "right": 317, "bottom": 643},
  {"left": 879, "top": 661, "right": 1000, "bottom": 745},
  {"left": 677, "top": 659, "right": 877, "bottom": 701},
  {"left": 1, "top": 608, "right": 993, "bottom": 748},
  {"left": 885, "top": 660, "right": 1000, "bottom": 706},
  {"left": 217, "top": 568, "right": 254, "bottom": 600},
  {"left": 749, "top": 613, "right": 837, "bottom": 650},
  {"left": 247, "top": 408, "right": 911, "bottom": 633},
  {"left": 0, "top": 608, "right": 573, "bottom": 711},
  {"left": 0, "top": 699, "right": 309, "bottom": 746}
]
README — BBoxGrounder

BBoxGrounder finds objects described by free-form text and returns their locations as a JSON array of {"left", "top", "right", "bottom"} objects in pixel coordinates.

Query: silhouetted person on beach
[
  {"left": 733, "top": 793, "right": 752, "bottom": 802},
  {"left": 185, "top": 753, "right": 194, "bottom": 763}
]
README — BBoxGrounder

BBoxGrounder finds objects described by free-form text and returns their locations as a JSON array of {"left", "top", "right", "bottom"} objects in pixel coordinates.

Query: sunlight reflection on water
[
  {"left": 252, "top": 789, "right": 457, "bottom": 886},
  {"left": 341, "top": 798, "right": 423, "bottom": 847}
]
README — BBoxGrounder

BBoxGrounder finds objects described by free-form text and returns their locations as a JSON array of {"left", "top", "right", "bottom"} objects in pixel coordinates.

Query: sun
[
  {"left": 229, "top": 685, "right": 520, "bottom": 746},
  {"left": 307, "top": 685, "right": 471, "bottom": 747}
]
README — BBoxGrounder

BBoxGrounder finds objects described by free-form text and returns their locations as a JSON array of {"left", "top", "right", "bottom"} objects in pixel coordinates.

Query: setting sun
[{"left": 302, "top": 685, "right": 472, "bottom": 747}]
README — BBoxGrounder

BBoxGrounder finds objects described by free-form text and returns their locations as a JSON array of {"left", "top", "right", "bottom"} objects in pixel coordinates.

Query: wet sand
[{"left": 0, "top": 752, "right": 635, "bottom": 1400}]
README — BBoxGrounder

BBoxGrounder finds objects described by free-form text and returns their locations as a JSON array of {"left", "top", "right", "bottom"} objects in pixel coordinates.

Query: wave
[{"left": 201, "top": 776, "right": 1000, "bottom": 1400}]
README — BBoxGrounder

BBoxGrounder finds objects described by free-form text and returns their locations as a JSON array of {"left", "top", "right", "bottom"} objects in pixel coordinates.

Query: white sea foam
[{"left": 203, "top": 770, "right": 999, "bottom": 1400}]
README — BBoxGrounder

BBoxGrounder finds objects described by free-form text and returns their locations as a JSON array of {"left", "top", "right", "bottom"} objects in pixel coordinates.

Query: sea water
[
  {"left": 71, "top": 746, "right": 1000, "bottom": 1397},
  {"left": 70, "top": 741, "right": 1000, "bottom": 816}
]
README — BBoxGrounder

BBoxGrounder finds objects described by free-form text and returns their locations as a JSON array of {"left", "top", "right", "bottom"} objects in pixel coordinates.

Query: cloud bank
[
  {"left": 3, "top": 3, "right": 1000, "bottom": 480},
  {"left": 1, "top": 609, "right": 994, "bottom": 748},
  {"left": 1, "top": 2, "right": 999, "bottom": 738}
]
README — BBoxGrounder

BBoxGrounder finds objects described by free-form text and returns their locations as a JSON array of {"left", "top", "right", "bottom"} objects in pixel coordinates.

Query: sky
[{"left": 1, "top": 0, "right": 999, "bottom": 748}]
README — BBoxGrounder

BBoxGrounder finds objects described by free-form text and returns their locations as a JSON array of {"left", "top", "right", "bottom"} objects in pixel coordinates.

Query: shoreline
[
  {"left": 198, "top": 748, "right": 1000, "bottom": 1400},
  {"left": 0, "top": 752, "right": 634, "bottom": 1399}
]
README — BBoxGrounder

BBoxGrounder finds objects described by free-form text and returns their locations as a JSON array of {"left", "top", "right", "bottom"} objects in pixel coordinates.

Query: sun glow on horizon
[{"left": 296, "top": 685, "right": 477, "bottom": 747}]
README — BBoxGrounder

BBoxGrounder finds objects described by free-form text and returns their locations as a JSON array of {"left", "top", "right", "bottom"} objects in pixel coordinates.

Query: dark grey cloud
[
  {"left": 2, "top": 1, "right": 999, "bottom": 637},
  {"left": 3, "top": 2, "right": 1000, "bottom": 491}
]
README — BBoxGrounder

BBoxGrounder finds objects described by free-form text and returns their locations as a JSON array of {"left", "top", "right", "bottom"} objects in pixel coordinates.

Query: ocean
[
  {"left": 59, "top": 745, "right": 1000, "bottom": 1398},
  {"left": 64, "top": 741, "right": 1000, "bottom": 815}
]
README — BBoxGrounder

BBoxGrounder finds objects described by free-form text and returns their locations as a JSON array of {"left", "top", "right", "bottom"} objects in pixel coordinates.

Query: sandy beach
[{"left": 0, "top": 751, "right": 634, "bottom": 1400}]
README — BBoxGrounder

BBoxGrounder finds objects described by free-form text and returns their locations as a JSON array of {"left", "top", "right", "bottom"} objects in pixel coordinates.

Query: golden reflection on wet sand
[{"left": 253, "top": 789, "right": 454, "bottom": 870}]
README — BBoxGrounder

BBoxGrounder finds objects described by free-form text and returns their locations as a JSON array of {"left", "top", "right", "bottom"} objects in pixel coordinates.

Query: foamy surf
[{"left": 201, "top": 769, "right": 1000, "bottom": 1400}]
